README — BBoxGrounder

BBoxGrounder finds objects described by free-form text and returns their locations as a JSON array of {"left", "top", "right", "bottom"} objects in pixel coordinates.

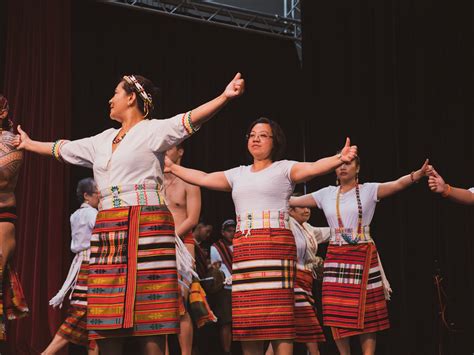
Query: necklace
[
  {"left": 112, "top": 131, "right": 126, "bottom": 145},
  {"left": 335, "top": 184, "right": 363, "bottom": 245}
]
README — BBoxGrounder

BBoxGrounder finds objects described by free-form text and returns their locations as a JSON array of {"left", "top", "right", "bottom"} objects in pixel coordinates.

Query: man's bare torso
[
  {"left": 0, "top": 131, "right": 22, "bottom": 208},
  {"left": 164, "top": 173, "right": 189, "bottom": 229}
]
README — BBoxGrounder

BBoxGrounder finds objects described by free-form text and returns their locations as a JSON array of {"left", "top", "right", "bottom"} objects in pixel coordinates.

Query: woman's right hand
[
  {"left": 164, "top": 156, "right": 174, "bottom": 173},
  {"left": 13, "top": 125, "right": 31, "bottom": 150},
  {"left": 427, "top": 168, "right": 447, "bottom": 194}
]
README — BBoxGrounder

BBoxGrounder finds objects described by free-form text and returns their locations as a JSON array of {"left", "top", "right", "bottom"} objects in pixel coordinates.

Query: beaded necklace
[
  {"left": 335, "top": 184, "right": 363, "bottom": 245},
  {"left": 112, "top": 131, "right": 126, "bottom": 145}
]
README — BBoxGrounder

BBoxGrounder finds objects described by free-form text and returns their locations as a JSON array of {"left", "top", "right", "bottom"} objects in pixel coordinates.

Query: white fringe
[
  {"left": 175, "top": 234, "right": 199, "bottom": 293},
  {"left": 377, "top": 253, "right": 393, "bottom": 301},
  {"left": 49, "top": 250, "right": 86, "bottom": 309}
]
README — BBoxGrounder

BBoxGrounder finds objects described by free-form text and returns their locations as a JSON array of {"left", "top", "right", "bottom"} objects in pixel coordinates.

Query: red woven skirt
[
  {"left": 57, "top": 255, "right": 89, "bottom": 346},
  {"left": 0, "top": 263, "right": 29, "bottom": 341},
  {"left": 232, "top": 228, "right": 296, "bottom": 341},
  {"left": 294, "top": 267, "right": 325, "bottom": 343},
  {"left": 87, "top": 205, "right": 180, "bottom": 340},
  {"left": 322, "top": 243, "right": 390, "bottom": 339}
]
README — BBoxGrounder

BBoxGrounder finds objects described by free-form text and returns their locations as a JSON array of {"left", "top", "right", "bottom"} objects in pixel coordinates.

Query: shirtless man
[
  {"left": 0, "top": 94, "right": 28, "bottom": 340},
  {"left": 164, "top": 143, "right": 201, "bottom": 355}
]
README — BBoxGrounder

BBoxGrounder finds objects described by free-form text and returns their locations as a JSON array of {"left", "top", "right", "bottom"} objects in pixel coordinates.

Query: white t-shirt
[
  {"left": 224, "top": 160, "right": 297, "bottom": 215},
  {"left": 210, "top": 245, "right": 233, "bottom": 290},
  {"left": 311, "top": 183, "right": 380, "bottom": 229},
  {"left": 70, "top": 203, "right": 98, "bottom": 253},
  {"left": 60, "top": 114, "right": 191, "bottom": 192},
  {"left": 469, "top": 188, "right": 474, "bottom": 193}
]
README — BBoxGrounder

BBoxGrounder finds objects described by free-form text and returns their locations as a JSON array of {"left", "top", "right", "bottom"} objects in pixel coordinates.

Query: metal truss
[{"left": 100, "top": 0, "right": 301, "bottom": 45}]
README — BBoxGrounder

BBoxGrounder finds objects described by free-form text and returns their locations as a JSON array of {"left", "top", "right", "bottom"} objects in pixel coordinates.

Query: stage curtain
[{"left": 2, "top": 0, "right": 72, "bottom": 353}]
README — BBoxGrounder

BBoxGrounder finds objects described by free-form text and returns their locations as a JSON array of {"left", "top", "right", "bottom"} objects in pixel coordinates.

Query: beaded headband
[{"left": 123, "top": 75, "right": 153, "bottom": 116}]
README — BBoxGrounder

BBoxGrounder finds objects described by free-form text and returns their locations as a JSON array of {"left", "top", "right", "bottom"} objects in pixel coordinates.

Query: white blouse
[
  {"left": 224, "top": 160, "right": 297, "bottom": 216},
  {"left": 311, "top": 183, "right": 380, "bottom": 229},
  {"left": 70, "top": 203, "right": 98, "bottom": 253},
  {"left": 59, "top": 114, "right": 193, "bottom": 208}
]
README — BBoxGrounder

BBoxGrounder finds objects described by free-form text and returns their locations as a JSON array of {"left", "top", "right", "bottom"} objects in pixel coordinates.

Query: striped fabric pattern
[
  {"left": 0, "top": 207, "right": 18, "bottom": 223},
  {"left": 189, "top": 279, "right": 217, "bottom": 328},
  {"left": 0, "top": 263, "right": 29, "bottom": 341},
  {"left": 213, "top": 240, "right": 233, "bottom": 276},
  {"left": 322, "top": 243, "right": 390, "bottom": 339},
  {"left": 57, "top": 254, "right": 89, "bottom": 346},
  {"left": 294, "top": 267, "right": 325, "bottom": 343},
  {"left": 232, "top": 228, "right": 296, "bottom": 341},
  {"left": 87, "top": 205, "right": 180, "bottom": 340},
  {"left": 181, "top": 231, "right": 195, "bottom": 246}
]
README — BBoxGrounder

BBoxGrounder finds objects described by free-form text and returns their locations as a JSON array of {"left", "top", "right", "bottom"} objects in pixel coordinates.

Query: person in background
[
  {"left": 43, "top": 178, "right": 99, "bottom": 355},
  {"left": 210, "top": 219, "right": 235, "bottom": 355}
]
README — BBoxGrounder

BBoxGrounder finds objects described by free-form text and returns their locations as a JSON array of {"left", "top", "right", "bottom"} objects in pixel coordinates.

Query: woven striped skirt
[
  {"left": 322, "top": 243, "right": 390, "bottom": 339},
  {"left": 87, "top": 205, "right": 180, "bottom": 340},
  {"left": 232, "top": 228, "right": 296, "bottom": 341},
  {"left": 0, "top": 263, "right": 29, "bottom": 341},
  {"left": 57, "top": 253, "right": 89, "bottom": 346},
  {"left": 0, "top": 208, "right": 29, "bottom": 341},
  {"left": 294, "top": 267, "right": 325, "bottom": 343}
]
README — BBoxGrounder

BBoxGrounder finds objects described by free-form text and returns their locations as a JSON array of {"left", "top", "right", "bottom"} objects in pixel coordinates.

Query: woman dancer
[
  {"left": 43, "top": 178, "right": 99, "bottom": 354},
  {"left": 165, "top": 117, "right": 357, "bottom": 355},
  {"left": 288, "top": 196, "right": 329, "bottom": 355},
  {"left": 14, "top": 73, "right": 244, "bottom": 354},
  {"left": 290, "top": 157, "right": 430, "bottom": 355}
]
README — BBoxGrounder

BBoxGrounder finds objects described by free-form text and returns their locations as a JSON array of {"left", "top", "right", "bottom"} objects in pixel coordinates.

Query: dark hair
[
  {"left": 246, "top": 117, "right": 286, "bottom": 161},
  {"left": 0, "top": 94, "right": 13, "bottom": 131},
  {"left": 76, "top": 177, "right": 97, "bottom": 204},
  {"left": 120, "top": 75, "right": 161, "bottom": 118}
]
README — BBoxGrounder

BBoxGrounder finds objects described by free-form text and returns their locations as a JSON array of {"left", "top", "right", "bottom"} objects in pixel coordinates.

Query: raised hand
[
  {"left": 223, "top": 72, "right": 245, "bottom": 99},
  {"left": 13, "top": 125, "right": 31, "bottom": 150},
  {"left": 428, "top": 168, "right": 447, "bottom": 194},
  {"left": 164, "top": 155, "right": 174, "bottom": 173},
  {"left": 419, "top": 159, "right": 430, "bottom": 177},
  {"left": 340, "top": 137, "right": 358, "bottom": 163}
]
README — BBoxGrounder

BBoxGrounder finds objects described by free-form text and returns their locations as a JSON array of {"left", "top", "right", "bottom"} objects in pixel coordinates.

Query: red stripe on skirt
[
  {"left": 123, "top": 206, "right": 140, "bottom": 328},
  {"left": 232, "top": 228, "right": 296, "bottom": 341},
  {"left": 323, "top": 243, "right": 390, "bottom": 339},
  {"left": 294, "top": 268, "right": 325, "bottom": 343}
]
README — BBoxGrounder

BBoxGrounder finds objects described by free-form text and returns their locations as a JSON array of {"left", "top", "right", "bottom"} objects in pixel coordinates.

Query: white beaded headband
[{"left": 123, "top": 75, "right": 153, "bottom": 111}]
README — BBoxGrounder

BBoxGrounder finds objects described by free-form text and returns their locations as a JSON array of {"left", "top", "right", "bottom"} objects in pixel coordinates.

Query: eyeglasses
[{"left": 246, "top": 132, "right": 273, "bottom": 141}]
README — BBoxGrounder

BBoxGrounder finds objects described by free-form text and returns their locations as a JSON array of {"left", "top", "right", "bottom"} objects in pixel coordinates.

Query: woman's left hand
[
  {"left": 340, "top": 137, "right": 358, "bottom": 163},
  {"left": 419, "top": 159, "right": 430, "bottom": 177},
  {"left": 223, "top": 72, "right": 245, "bottom": 99}
]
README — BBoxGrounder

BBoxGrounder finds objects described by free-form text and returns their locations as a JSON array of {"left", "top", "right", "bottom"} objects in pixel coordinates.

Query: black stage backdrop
[
  {"left": 70, "top": 0, "right": 303, "bottom": 229},
  {"left": 0, "top": 0, "right": 473, "bottom": 353},
  {"left": 302, "top": 1, "right": 474, "bottom": 354}
]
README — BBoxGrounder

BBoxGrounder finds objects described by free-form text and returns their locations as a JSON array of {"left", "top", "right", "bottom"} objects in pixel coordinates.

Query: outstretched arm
[
  {"left": 289, "top": 193, "right": 318, "bottom": 208},
  {"left": 428, "top": 168, "right": 474, "bottom": 205},
  {"left": 165, "top": 156, "right": 231, "bottom": 192},
  {"left": 188, "top": 73, "right": 245, "bottom": 128},
  {"left": 290, "top": 138, "right": 358, "bottom": 184},
  {"left": 13, "top": 125, "right": 54, "bottom": 156},
  {"left": 377, "top": 159, "right": 430, "bottom": 199}
]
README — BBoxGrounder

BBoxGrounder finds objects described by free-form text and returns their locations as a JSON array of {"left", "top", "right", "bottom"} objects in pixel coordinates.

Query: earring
[
  {"left": 356, "top": 173, "right": 359, "bottom": 183},
  {"left": 336, "top": 178, "right": 340, "bottom": 186}
]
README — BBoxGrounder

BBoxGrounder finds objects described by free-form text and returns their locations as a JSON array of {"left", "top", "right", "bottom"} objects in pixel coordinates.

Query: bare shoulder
[{"left": 184, "top": 180, "right": 200, "bottom": 194}]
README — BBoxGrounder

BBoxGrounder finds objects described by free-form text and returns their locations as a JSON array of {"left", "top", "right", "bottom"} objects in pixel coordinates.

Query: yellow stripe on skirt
[{"left": 87, "top": 205, "right": 179, "bottom": 340}]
